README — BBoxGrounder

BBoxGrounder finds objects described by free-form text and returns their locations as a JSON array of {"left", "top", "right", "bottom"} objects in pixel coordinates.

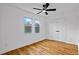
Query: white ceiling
[{"left": 10, "top": 3, "right": 78, "bottom": 17}]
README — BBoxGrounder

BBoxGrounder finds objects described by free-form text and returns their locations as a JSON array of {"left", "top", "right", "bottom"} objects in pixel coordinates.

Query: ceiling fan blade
[
  {"left": 45, "top": 12, "right": 48, "bottom": 15},
  {"left": 43, "top": 5, "right": 45, "bottom": 7},
  {"left": 45, "top": 3, "right": 50, "bottom": 8},
  {"left": 36, "top": 10, "right": 43, "bottom": 14},
  {"left": 46, "top": 9, "right": 56, "bottom": 11},
  {"left": 33, "top": 8, "right": 42, "bottom": 10},
  {"left": 43, "top": 3, "right": 50, "bottom": 8}
]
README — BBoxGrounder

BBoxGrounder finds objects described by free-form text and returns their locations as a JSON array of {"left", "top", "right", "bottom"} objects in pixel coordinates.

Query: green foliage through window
[
  {"left": 24, "top": 17, "right": 32, "bottom": 33},
  {"left": 35, "top": 20, "right": 40, "bottom": 33}
]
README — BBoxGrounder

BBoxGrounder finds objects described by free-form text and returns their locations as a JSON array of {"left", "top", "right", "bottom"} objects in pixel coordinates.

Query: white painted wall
[
  {"left": 0, "top": 4, "right": 46, "bottom": 54},
  {"left": 48, "top": 16, "right": 77, "bottom": 44},
  {"left": 45, "top": 4, "right": 78, "bottom": 44},
  {"left": 76, "top": 4, "right": 79, "bottom": 54}
]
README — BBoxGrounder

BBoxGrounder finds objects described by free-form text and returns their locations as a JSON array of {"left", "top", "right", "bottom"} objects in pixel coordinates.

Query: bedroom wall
[
  {"left": 77, "top": 4, "right": 79, "bottom": 54},
  {"left": 77, "top": 5, "right": 79, "bottom": 42},
  {"left": 0, "top": 4, "right": 46, "bottom": 54},
  {"left": 45, "top": 4, "right": 78, "bottom": 44}
]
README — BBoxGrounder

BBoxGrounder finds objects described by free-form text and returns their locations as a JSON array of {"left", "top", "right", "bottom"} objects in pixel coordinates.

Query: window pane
[
  {"left": 24, "top": 17, "right": 32, "bottom": 33},
  {"left": 35, "top": 26, "right": 39, "bottom": 33},
  {"left": 35, "top": 20, "right": 40, "bottom": 33},
  {"left": 24, "top": 26, "right": 32, "bottom": 33}
]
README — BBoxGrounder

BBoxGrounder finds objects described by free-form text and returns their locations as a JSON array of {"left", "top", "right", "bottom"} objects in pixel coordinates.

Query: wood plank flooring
[{"left": 2, "top": 39, "right": 78, "bottom": 55}]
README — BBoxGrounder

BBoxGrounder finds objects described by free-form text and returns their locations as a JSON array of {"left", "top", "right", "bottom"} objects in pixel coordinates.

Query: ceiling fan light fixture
[{"left": 43, "top": 10, "right": 46, "bottom": 12}]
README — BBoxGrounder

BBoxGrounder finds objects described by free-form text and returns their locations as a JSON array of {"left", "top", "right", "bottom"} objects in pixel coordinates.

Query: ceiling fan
[{"left": 33, "top": 3, "right": 56, "bottom": 15}]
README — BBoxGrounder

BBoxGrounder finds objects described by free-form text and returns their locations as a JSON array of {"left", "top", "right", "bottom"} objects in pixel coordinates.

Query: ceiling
[{"left": 10, "top": 3, "right": 78, "bottom": 17}]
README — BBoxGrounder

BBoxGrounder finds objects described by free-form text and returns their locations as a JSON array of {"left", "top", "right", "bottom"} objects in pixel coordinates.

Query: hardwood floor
[{"left": 2, "top": 39, "right": 78, "bottom": 55}]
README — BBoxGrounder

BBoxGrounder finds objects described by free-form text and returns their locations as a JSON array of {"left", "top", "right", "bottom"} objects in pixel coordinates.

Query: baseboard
[{"left": 48, "top": 37, "right": 77, "bottom": 45}]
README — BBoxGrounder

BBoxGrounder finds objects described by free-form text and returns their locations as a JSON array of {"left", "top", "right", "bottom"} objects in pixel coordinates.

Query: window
[
  {"left": 24, "top": 17, "right": 32, "bottom": 33},
  {"left": 35, "top": 20, "right": 40, "bottom": 33}
]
